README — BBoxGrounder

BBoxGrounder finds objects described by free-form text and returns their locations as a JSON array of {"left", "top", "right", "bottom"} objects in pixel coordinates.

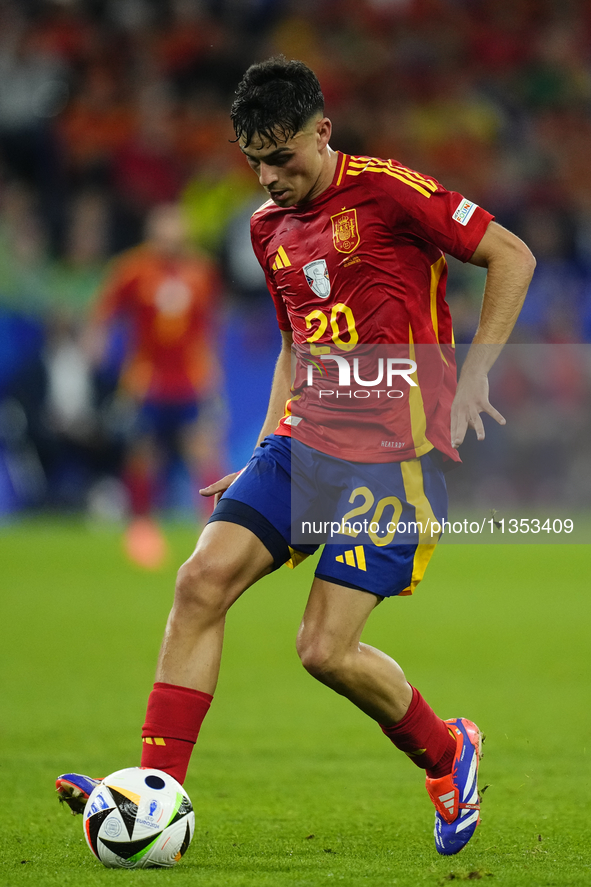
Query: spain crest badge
[{"left": 331, "top": 208, "right": 360, "bottom": 254}]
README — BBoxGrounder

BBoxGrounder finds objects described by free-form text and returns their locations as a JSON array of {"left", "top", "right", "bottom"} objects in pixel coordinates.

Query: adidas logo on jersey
[
  {"left": 335, "top": 546, "right": 366, "bottom": 571},
  {"left": 272, "top": 245, "right": 291, "bottom": 271}
]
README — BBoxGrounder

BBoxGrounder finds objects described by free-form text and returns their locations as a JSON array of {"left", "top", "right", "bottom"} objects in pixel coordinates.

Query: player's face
[{"left": 240, "top": 116, "right": 332, "bottom": 207}]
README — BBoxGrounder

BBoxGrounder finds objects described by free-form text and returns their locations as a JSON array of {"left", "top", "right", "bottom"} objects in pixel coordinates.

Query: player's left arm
[{"left": 451, "top": 220, "right": 536, "bottom": 448}]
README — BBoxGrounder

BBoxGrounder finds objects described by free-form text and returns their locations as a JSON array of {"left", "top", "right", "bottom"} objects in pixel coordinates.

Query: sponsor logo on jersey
[
  {"left": 331, "top": 208, "right": 360, "bottom": 253},
  {"left": 272, "top": 245, "right": 291, "bottom": 271},
  {"left": 452, "top": 199, "right": 478, "bottom": 226},
  {"left": 303, "top": 259, "right": 331, "bottom": 298},
  {"left": 335, "top": 546, "right": 366, "bottom": 571}
]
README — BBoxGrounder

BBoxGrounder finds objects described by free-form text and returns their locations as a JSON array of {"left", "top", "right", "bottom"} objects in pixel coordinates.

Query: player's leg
[
  {"left": 57, "top": 519, "right": 274, "bottom": 813},
  {"left": 140, "top": 519, "right": 274, "bottom": 781},
  {"left": 154, "top": 519, "right": 273, "bottom": 693},
  {"left": 141, "top": 434, "right": 307, "bottom": 784},
  {"left": 58, "top": 435, "right": 307, "bottom": 811},
  {"left": 296, "top": 577, "right": 410, "bottom": 720},
  {"left": 296, "top": 575, "right": 482, "bottom": 855},
  {"left": 297, "top": 577, "right": 458, "bottom": 778},
  {"left": 297, "top": 577, "right": 448, "bottom": 740}
]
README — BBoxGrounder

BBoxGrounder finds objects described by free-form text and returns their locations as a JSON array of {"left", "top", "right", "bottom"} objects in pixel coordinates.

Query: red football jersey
[
  {"left": 251, "top": 153, "right": 493, "bottom": 463},
  {"left": 93, "top": 245, "right": 219, "bottom": 403}
]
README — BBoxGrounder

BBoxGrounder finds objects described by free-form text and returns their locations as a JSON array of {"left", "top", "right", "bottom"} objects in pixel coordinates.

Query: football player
[{"left": 58, "top": 58, "right": 535, "bottom": 856}]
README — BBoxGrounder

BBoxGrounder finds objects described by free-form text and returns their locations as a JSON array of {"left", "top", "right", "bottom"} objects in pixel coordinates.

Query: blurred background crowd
[{"left": 0, "top": 0, "right": 590, "bottom": 536}]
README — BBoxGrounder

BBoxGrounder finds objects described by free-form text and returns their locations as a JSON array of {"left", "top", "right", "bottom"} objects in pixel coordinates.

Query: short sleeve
[
  {"left": 250, "top": 218, "right": 292, "bottom": 331},
  {"left": 375, "top": 162, "right": 494, "bottom": 262}
]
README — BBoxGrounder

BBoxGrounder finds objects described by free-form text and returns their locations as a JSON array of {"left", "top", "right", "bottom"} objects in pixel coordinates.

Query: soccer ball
[{"left": 83, "top": 767, "right": 194, "bottom": 868}]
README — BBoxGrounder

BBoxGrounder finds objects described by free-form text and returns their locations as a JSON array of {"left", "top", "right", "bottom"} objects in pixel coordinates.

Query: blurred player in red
[
  {"left": 58, "top": 60, "right": 535, "bottom": 855},
  {"left": 87, "top": 203, "right": 222, "bottom": 568}
]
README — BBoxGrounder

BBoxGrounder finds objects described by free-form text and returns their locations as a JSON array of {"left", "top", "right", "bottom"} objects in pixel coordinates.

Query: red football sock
[
  {"left": 124, "top": 462, "right": 153, "bottom": 516},
  {"left": 141, "top": 682, "right": 213, "bottom": 784},
  {"left": 380, "top": 686, "right": 456, "bottom": 779}
]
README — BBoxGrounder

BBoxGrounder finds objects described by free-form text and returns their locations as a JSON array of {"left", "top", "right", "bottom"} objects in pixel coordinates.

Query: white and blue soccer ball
[{"left": 83, "top": 767, "right": 194, "bottom": 868}]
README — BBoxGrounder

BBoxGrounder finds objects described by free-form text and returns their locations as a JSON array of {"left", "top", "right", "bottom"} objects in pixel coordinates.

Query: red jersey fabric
[
  {"left": 93, "top": 245, "right": 219, "bottom": 403},
  {"left": 250, "top": 153, "right": 494, "bottom": 464}
]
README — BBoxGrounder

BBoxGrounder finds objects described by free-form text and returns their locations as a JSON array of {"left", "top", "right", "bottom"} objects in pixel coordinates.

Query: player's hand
[
  {"left": 451, "top": 372, "right": 506, "bottom": 448},
  {"left": 199, "top": 472, "right": 241, "bottom": 507}
]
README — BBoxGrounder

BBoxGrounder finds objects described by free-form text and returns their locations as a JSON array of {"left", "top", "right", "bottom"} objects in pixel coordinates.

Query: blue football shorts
[
  {"left": 134, "top": 400, "right": 200, "bottom": 445},
  {"left": 207, "top": 434, "right": 448, "bottom": 599}
]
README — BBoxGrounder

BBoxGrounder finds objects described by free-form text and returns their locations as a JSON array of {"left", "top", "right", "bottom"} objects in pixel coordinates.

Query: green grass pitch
[{"left": 1, "top": 519, "right": 590, "bottom": 886}]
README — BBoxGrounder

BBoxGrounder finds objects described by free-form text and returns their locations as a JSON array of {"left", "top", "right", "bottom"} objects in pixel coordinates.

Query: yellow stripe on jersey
[
  {"left": 281, "top": 397, "right": 291, "bottom": 419},
  {"left": 348, "top": 157, "right": 438, "bottom": 190},
  {"left": 336, "top": 153, "right": 348, "bottom": 187},
  {"left": 398, "top": 459, "right": 438, "bottom": 595},
  {"left": 278, "top": 245, "right": 291, "bottom": 266},
  {"left": 429, "top": 256, "right": 446, "bottom": 343},
  {"left": 347, "top": 165, "right": 433, "bottom": 198},
  {"left": 279, "top": 395, "right": 300, "bottom": 426},
  {"left": 429, "top": 255, "right": 450, "bottom": 367},
  {"left": 272, "top": 245, "right": 292, "bottom": 271},
  {"left": 408, "top": 326, "right": 433, "bottom": 458},
  {"left": 346, "top": 158, "right": 437, "bottom": 198},
  {"left": 387, "top": 163, "right": 437, "bottom": 191}
]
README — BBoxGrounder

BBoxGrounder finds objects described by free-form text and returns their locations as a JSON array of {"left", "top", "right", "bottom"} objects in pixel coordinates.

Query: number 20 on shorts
[{"left": 340, "top": 486, "right": 403, "bottom": 547}]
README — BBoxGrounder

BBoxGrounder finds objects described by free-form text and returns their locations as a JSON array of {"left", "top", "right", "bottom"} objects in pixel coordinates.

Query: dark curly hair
[{"left": 231, "top": 56, "right": 325, "bottom": 147}]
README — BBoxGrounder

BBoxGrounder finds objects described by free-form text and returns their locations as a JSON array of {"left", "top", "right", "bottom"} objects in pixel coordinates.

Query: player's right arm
[
  {"left": 199, "top": 330, "right": 293, "bottom": 505},
  {"left": 254, "top": 328, "right": 293, "bottom": 445}
]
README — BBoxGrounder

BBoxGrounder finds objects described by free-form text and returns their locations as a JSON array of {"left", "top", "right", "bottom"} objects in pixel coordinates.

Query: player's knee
[
  {"left": 296, "top": 632, "right": 343, "bottom": 683},
  {"left": 174, "top": 555, "right": 238, "bottom": 618}
]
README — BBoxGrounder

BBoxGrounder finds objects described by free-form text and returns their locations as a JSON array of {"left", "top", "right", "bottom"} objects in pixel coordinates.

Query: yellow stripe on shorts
[
  {"left": 285, "top": 546, "right": 310, "bottom": 569},
  {"left": 399, "top": 459, "right": 440, "bottom": 595}
]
